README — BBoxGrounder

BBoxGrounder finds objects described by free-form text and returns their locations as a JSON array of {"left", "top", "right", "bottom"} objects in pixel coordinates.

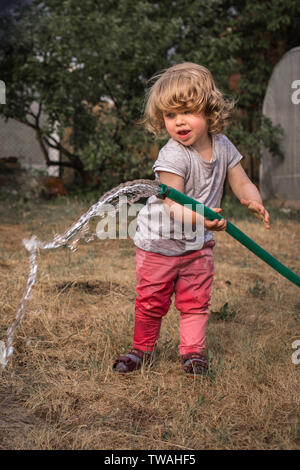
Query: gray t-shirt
[{"left": 134, "top": 134, "right": 243, "bottom": 256}]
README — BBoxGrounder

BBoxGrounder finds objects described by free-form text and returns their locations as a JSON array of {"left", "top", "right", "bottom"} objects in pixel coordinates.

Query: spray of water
[{"left": 0, "top": 179, "right": 159, "bottom": 369}]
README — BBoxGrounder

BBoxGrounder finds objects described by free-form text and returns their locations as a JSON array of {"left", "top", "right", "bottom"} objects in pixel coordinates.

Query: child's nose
[{"left": 175, "top": 114, "right": 186, "bottom": 125}]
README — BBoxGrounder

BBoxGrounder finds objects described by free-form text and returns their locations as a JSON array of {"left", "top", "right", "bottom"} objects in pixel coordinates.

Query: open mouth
[{"left": 177, "top": 130, "right": 191, "bottom": 136}]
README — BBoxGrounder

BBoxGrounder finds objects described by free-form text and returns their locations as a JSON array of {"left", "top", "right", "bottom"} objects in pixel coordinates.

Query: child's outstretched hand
[{"left": 240, "top": 199, "right": 270, "bottom": 229}]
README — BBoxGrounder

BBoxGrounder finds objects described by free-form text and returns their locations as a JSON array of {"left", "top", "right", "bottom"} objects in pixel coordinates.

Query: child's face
[{"left": 163, "top": 110, "right": 209, "bottom": 148}]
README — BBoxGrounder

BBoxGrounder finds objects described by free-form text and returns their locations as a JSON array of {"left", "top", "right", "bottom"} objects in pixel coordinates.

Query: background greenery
[{"left": 0, "top": 0, "right": 299, "bottom": 191}]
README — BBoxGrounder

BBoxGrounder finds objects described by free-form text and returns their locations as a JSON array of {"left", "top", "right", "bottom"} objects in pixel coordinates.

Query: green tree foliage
[{"left": 0, "top": 0, "right": 298, "bottom": 189}]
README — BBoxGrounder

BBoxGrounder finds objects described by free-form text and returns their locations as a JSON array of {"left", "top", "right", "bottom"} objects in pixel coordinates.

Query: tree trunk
[{"left": 36, "top": 130, "right": 91, "bottom": 185}]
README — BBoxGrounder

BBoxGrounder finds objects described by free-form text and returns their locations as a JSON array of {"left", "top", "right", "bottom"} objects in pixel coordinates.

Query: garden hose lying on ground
[{"left": 158, "top": 184, "right": 300, "bottom": 288}]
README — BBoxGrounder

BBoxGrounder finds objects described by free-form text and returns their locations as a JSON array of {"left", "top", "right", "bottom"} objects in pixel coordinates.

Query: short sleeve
[
  {"left": 226, "top": 137, "right": 243, "bottom": 170},
  {"left": 152, "top": 140, "right": 189, "bottom": 178}
]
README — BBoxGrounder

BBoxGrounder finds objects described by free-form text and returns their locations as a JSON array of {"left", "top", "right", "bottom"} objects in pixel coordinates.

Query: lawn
[{"left": 0, "top": 189, "right": 299, "bottom": 450}]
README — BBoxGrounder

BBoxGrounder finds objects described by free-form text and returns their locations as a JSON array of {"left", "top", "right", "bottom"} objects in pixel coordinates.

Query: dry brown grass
[{"left": 0, "top": 195, "right": 299, "bottom": 450}]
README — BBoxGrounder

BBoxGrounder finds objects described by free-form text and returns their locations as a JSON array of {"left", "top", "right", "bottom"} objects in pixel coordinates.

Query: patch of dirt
[
  {"left": 0, "top": 262, "right": 11, "bottom": 270},
  {"left": 0, "top": 389, "right": 47, "bottom": 450},
  {"left": 51, "top": 279, "right": 133, "bottom": 298}
]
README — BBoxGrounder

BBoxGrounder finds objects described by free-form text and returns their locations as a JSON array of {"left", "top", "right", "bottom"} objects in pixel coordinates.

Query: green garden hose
[{"left": 158, "top": 184, "right": 300, "bottom": 288}]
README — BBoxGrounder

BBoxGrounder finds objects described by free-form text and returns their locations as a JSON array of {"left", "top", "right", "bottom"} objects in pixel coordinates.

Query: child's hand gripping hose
[{"left": 158, "top": 184, "right": 300, "bottom": 288}]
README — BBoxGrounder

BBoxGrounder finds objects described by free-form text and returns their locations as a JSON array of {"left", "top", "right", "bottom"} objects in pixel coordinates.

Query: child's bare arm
[
  {"left": 227, "top": 163, "right": 270, "bottom": 229},
  {"left": 158, "top": 171, "right": 227, "bottom": 231}
]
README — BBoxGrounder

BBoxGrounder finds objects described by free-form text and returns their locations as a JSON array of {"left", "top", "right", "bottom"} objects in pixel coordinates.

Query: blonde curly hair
[{"left": 143, "top": 62, "right": 234, "bottom": 137}]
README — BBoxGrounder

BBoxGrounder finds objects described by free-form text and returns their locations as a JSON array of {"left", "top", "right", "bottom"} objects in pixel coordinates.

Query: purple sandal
[
  {"left": 113, "top": 348, "right": 153, "bottom": 373},
  {"left": 182, "top": 352, "right": 208, "bottom": 375}
]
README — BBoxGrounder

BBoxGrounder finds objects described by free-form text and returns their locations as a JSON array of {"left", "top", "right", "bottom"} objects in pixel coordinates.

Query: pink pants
[{"left": 133, "top": 241, "right": 215, "bottom": 356}]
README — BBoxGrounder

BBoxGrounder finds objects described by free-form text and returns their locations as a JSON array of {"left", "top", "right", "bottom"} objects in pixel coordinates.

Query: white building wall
[{"left": 260, "top": 47, "right": 300, "bottom": 201}]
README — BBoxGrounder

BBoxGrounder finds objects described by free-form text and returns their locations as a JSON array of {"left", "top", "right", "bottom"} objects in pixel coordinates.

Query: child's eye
[
  {"left": 184, "top": 110, "right": 192, "bottom": 114},
  {"left": 165, "top": 112, "right": 175, "bottom": 118}
]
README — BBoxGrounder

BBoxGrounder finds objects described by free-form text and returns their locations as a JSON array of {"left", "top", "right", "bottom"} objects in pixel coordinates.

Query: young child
[{"left": 113, "top": 62, "right": 270, "bottom": 375}]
